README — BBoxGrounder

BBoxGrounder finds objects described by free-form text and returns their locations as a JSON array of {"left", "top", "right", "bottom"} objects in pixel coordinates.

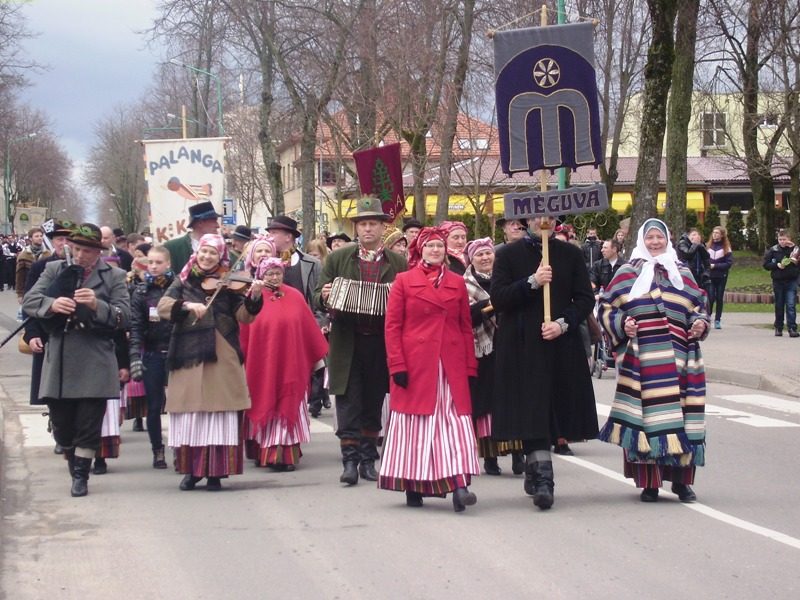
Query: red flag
[{"left": 352, "top": 143, "right": 405, "bottom": 220}]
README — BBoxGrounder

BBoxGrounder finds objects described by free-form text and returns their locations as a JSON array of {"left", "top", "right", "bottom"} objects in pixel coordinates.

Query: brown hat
[
  {"left": 266, "top": 215, "right": 301, "bottom": 238},
  {"left": 68, "top": 223, "right": 105, "bottom": 249},
  {"left": 350, "top": 195, "right": 391, "bottom": 222}
]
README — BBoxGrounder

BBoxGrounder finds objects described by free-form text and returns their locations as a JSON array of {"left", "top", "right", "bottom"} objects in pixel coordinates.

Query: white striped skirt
[
  {"left": 168, "top": 411, "right": 240, "bottom": 447},
  {"left": 379, "top": 363, "right": 479, "bottom": 483},
  {"left": 245, "top": 397, "right": 311, "bottom": 448},
  {"left": 100, "top": 398, "right": 121, "bottom": 437}
]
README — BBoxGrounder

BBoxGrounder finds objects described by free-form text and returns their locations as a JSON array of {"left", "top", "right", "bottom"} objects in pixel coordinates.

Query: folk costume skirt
[
  {"left": 379, "top": 363, "right": 480, "bottom": 495},
  {"left": 244, "top": 396, "right": 311, "bottom": 467},
  {"left": 168, "top": 411, "right": 244, "bottom": 478},
  {"left": 97, "top": 398, "right": 121, "bottom": 459}
]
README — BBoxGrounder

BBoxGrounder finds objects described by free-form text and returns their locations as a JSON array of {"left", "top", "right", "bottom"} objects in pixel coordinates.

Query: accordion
[{"left": 328, "top": 277, "right": 392, "bottom": 316}]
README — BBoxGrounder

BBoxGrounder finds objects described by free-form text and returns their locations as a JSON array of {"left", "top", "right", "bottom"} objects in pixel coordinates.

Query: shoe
[
  {"left": 93, "top": 457, "right": 107, "bottom": 475},
  {"left": 714, "top": 320, "right": 721, "bottom": 329},
  {"left": 152, "top": 447, "right": 167, "bottom": 469},
  {"left": 775, "top": 329, "right": 783, "bottom": 337},
  {"left": 322, "top": 394, "right": 331, "bottom": 409},
  {"left": 790, "top": 330, "right": 799, "bottom": 338},
  {"left": 483, "top": 457, "right": 502, "bottom": 476},
  {"left": 340, "top": 461, "right": 359, "bottom": 485},
  {"left": 132, "top": 418, "right": 144, "bottom": 432},
  {"left": 553, "top": 442, "right": 574, "bottom": 456},
  {"left": 283, "top": 464, "right": 296, "bottom": 472},
  {"left": 309, "top": 400, "right": 322, "bottom": 418},
  {"left": 206, "top": 477, "right": 222, "bottom": 491},
  {"left": 179, "top": 474, "right": 202, "bottom": 491},
  {"left": 527, "top": 452, "right": 555, "bottom": 509},
  {"left": 70, "top": 457, "right": 92, "bottom": 497},
  {"left": 405, "top": 490, "right": 424, "bottom": 507},
  {"left": 452, "top": 487, "right": 477, "bottom": 513},
  {"left": 358, "top": 461, "right": 378, "bottom": 481},
  {"left": 53, "top": 443, "right": 64, "bottom": 455},
  {"left": 511, "top": 452, "right": 525, "bottom": 475},
  {"left": 671, "top": 483, "right": 697, "bottom": 502},
  {"left": 640, "top": 488, "right": 659, "bottom": 502}
]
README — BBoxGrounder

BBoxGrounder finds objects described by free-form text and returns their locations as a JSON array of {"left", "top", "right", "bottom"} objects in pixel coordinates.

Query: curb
[{"left": 706, "top": 366, "right": 799, "bottom": 398}]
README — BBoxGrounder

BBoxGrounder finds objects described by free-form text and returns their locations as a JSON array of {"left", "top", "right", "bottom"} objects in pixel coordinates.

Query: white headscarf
[{"left": 628, "top": 218, "right": 684, "bottom": 298}]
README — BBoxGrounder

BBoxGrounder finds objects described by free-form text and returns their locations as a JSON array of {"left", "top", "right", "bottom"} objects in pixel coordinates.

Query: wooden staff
[{"left": 539, "top": 3, "right": 552, "bottom": 324}]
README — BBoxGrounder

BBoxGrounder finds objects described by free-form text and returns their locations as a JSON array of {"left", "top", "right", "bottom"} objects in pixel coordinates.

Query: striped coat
[{"left": 597, "top": 260, "right": 708, "bottom": 467}]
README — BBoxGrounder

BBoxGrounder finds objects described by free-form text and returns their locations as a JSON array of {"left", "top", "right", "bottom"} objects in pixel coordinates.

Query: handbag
[{"left": 18, "top": 336, "right": 32, "bottom": 355}]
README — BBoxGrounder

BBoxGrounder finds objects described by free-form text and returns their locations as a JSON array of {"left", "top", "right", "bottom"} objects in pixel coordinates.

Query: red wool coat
[{"left": 384, "top": 266, "right": 478, "bottom": 416}]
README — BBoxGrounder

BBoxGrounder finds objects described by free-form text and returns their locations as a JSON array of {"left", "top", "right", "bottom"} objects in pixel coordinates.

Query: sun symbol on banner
[{"left": 533, "top": 58, "right": 560, "bottom": 88}]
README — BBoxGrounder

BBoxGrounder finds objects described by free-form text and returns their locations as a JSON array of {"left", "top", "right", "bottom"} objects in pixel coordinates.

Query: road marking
[
  {"left": 18, "top": 413, "right": 56, "bottom": 448},
  {"left": 309, "top": 418, "right": 334, "bottom": 434},
  {"left": 595, "top": 403, "right": 799, "bottom": 428},
  {"left": 559, "top": 454, "right": 800, "bottom": 551},
  {"left": 717, "top": 393, "right": 800, "bottom": 416}
]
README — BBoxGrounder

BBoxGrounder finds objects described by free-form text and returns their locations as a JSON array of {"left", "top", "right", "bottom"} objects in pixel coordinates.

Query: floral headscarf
[
  {"left": 255, "top": 256, "right": 285, "bottom": 280},
  {"left": 243, "top": 234, "right": 276, "bottom": 272},
  {"left": 465, "top": 237, "right": 494, "bottom": 264},
  {"left": 179, "top": 233, "right": 229, "bottom": 282}
]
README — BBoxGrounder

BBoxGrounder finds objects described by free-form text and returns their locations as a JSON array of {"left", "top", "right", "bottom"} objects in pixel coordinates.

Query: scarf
[
  {"left": 144, "top": 270, "right": 174, "bottom": 289},
  {"left": 628, "top": 218, "right": 683, "bottom": 298},
  {"left": 30, "top": 243, "right": 44, "bottom": 259},
  {"left": 357, "top": 240, "right": 385, "bottom": 262},
  {"left": 419, "top": 260, "right": 446, "bottom": 288},
  {"left": 243, "top": 235, "right": 276, "bottom": 272},
  {"left": 463, "top": 266, "right": 496, "bottom": 357},
  {"left": 180, "top": 234, "right": 230, "bottom": 282}
]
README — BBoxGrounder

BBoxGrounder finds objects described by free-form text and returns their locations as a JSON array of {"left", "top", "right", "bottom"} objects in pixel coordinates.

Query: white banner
[
  {"left": 14, "top": 206, "right": 48, "bottom": 233},
  {"left": 142, "top": 137, "right": 228, "bottom": 242}
]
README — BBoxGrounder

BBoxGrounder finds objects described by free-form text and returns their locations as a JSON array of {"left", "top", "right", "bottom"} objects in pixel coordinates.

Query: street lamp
[
  {"left": 169, "top": 58, "right": 225, "bottom": 135},
  {"left": 4, "top": 132, "right": 37, "bottom": 235}
]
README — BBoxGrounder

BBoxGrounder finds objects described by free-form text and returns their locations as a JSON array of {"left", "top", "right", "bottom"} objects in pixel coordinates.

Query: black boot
[
  {"left": 359, "top": 437, "right": 380, "bottom": 481},
  {"left": 340, "top": 442, "right": 360, "bottom": 485},
  {"left": 511, "top": 452, "right": 525, "bottom": 475},
  {"left": 63, "top": 446, "right": 76, "bottom": 477},
  {"left": 452, "top": 487, "right": 477, "bottom": 512},
  {"left": 93, "top": 457, "right": 107, "bottom": 475},
  {"left": 406, "top": 490, "right": 424, "bottom": 507},
  {"left": 526, "top": 450, "right": 555, "bottom": 510},
  {"left": 483, "top": 457, "right": 502, "bottom": 475},
  {"left": 133, "top": 417, "right": 144, "bottom": 432},
  {"left": 71, "top": 456, "right": 92, "bottom": 497},
  {"left": 152, "top": 447, "right": 167, "bottom": 469}
]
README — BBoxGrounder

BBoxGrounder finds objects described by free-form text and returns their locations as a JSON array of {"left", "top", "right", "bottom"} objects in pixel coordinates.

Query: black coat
[
  {"left": 490, "top": 237, "right": 598, "bottom": 442},
  {"left": 129, "top": 278, "right": 174, "bottom": 358}
]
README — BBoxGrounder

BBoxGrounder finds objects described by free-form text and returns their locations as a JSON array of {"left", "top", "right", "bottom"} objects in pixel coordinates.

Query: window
[
  {"left": 318, "top": 160, "right": 337, "bottom": 186},
  {"left": 701, "top": 112, "right": 726, "bottom": 148},
  {"left": 757, "top": 113, "right": 779, "bottom": 128},
  {"left": 475, "top": 138, "right": 489, "bottom": 150},
  {"left": 458, "top": 139, "right": 471, "bottom": 150}
]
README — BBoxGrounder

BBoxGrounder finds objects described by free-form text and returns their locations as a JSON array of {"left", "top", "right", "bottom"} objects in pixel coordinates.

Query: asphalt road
[{"left": 1, "top": 316, "right": 799, "bottom": 598}]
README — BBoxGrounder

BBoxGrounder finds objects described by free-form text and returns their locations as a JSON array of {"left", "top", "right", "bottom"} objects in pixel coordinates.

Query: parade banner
[
  {"left": 141, "top": 138, "right": 227, "bottom": 242},
  {"left": 503, "top": 183, "right": 608, "bottom": 220},
  {"left": 14, "top": 206, "right": 47, "bottom": 233},
  {"left": 494, "top": 22, "right": 603, "bottom": 175},
  {"left": 353, "top": 143, "right": 405, "bottom": 220}
]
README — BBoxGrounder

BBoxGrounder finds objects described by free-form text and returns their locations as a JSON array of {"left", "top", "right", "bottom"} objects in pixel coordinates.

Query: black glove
[
  {"left": 393, "top": 371, "right": 409, "bottom": 388},
  {"left": 130, "top": 358, "right": 145, "bottom": 382}
]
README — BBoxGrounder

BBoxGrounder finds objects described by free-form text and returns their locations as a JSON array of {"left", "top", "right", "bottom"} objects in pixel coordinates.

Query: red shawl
[{"left": 240, "top": 285, "right": 328, "bottom": 428}]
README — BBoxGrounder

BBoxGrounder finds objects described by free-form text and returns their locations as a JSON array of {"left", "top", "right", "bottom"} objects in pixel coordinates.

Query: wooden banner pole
[{"left": 539, "top": 3, "right": 552, "bottom": 323}]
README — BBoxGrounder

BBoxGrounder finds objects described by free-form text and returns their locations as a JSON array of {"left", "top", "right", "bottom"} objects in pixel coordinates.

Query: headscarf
[
  {"left": 441, "top": 220, "right": 468, "bottom": 265},
  {"left": 179, "top": 233, "right": 229, "bottom": 282},
  {"left": 408, "top": 226, "right": 448, "bottom": 288},
  {"left": 628, "top": 218, "right": 684, "bottom": 298},
  {"left": 465, "top": 237, "right": 494, "bottom": 264},
  {"left": 255, "top": 256, "right": 285, "bottom": 280},
  {"left": 243, "top": 234, "right": 276, "bottom": 272}
]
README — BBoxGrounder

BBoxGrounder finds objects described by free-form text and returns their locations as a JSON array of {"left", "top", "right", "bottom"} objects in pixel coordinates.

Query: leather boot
[
  {"left": 340, "top": 441, "right": 360, "bottom": 485},
  {"left": 152, "top": 447, "right": 167, "bottom": 469},
  {"left": 483, "top": 457, "right": 502, "bottom": 476},
  {"left": 93, "top": 457, "right": 107, "bottom": 475},
  {"left": 359, "top": 437, "right": 380, "bottom": 481},
  {"left": 63, "top": 446, "right": 76, "bottom": 477},
  {"left": 527, "top": 450, "right": 555, "bottom": 510},
  {"left": 71, "top": 456, "right": 92, "bottom": 497},
  {"left": 452, "top": 487, "right": 477, "bottom": 512},
  {"left": 511, "top": 452, "right": 525, "bottom": 475}
]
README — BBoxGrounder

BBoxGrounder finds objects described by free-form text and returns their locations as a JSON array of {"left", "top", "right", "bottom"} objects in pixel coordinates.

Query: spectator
[
  {"left": 677, "top": 228, "right": 711, "bottom": 296},
  {"left": 590, "top": 239, "right": 623, "bottom": 293},
  {"left": 763, "top": 229, "right": 799, "bottom": 337},
  {"left": 706, "top": 226, "right": 734, "bottom": 329},
  {"left": 581, "top": 227, "right": 602, "bottom": 269}
]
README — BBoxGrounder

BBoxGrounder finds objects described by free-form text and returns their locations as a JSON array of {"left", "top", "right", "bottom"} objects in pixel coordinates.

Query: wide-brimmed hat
[
  {"left": 232, "top": 225, "right": 253, "bottom": 242},
  {"left": 496, "top": 216, "right": 528, "bottom": 228},
  {"left": 401, "top": 218, "right": 423, "bottom": 233},
  {"left": 68, "top": 223, "right": 105, "bottom": 249},
  {"left": 188, "top": 201, "right": 222, "bottom": 226},
  {"left": 46, "top": 220, "right": 74, "bottom": 239},
  {"left": 266, "top": 215, "right": 301, "bottom": 238},
  {"left": 350, "top": 195, "right": 391, "bottom": 222},
  {"left": 326, "top": 232, "right": 352, "bottom": 248}
]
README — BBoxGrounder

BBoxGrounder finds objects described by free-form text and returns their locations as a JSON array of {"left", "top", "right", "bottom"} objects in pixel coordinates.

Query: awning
[{"left": 612, "top": 191, "right": 706, "bottom": 213}]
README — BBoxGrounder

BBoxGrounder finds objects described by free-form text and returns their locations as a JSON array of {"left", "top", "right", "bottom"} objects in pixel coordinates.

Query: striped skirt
[
  {"left": 379, "top": 363, "right": 480, "bottom": 495},
  {"left": 475, "top": 414, "right": 523, "bottom": 458},
  {"left": 97, "top": 398, "right": 121, "bottom": 459},
  {"left": 169, "top": 411, "right": 244, "bottom": 478},
  {"left": 124, "top": 380, "right": 148, "bottom": 419},
  {"left": 244, "top": 398, "right": 311, "bottom": 467}
]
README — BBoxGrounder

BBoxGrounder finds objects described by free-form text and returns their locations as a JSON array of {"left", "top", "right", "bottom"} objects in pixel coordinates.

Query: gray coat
[{"left": 22, "top": 259, "right": 131, "bottom": 401}]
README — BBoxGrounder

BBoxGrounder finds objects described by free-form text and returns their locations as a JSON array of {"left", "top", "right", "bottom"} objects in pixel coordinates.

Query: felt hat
[
  {"left": 350, "top": 195, "right": 391, "bottom": 222},
  {"left": 401, "top": 218, "right": 423, "bottom": 233},
  {"left": 266, "top": 215, "right": 301, "bottom": 238},
  {"left": 326, "top": 232, "right": 352, "bottom": 248},
  {"left": 232, "top": 225, "right": 253, "bottom": 242},
  {"left": 188, "top": 201, "right": 222, "bottom": 226},
  {"left": 46, "top": 220, "right": 74, "bottom": 239},
  {"left": 68, "top": 223, "right": 105, "bottom": 249}
]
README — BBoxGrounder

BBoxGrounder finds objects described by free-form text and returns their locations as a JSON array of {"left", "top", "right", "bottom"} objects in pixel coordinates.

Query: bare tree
[{"left": 225, "top": 105, "right": 272, "bottom": 226}]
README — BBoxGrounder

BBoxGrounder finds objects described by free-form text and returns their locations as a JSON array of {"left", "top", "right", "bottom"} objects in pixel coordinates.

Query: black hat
[
  {"left": 325, "top": 232, "right": 352, "bottom": 249},
  {"left": 266, "top": 215, "right": 301, "bottom": 238},
  {"left": 232, "top": 225, "right": 253, "bottom": 242},
  {"left": 68, "top": 223, "right": 105, "bottom": 249},
  {"left": 496, "top": 217, "right": 528, "bottom": 228},
  {"left": 112, "top": 227, "right": 125, "bottom": 238},
  {"left": 188, "top": 201, "right": 222, "bottom": 226},
  {"left": 45, "top": 220, "right": 73, "bottom": 239},
  {"left": 402, "top": 218, "right": 423, "bottom": 233}
]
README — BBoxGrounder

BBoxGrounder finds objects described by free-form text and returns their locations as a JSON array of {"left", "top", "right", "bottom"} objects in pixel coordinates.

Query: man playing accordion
[{"left": 315, "top": 196, "right": 407, "bottom": 486}]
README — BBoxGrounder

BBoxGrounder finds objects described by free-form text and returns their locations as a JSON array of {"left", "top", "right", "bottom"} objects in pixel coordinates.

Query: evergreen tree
[
  {"left": 726, "top": 206, "right": 746, "bottom": 250},
  {"left": 703, "top": 205, "right": 721, "bottom": 240},
  {"left": 746, "top": 209, "right": 760, "bottom": 251}
]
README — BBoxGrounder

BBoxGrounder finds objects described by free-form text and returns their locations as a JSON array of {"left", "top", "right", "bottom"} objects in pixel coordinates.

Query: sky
[{"left": 20, "top": 0, "right": 162, "bottom": 178}]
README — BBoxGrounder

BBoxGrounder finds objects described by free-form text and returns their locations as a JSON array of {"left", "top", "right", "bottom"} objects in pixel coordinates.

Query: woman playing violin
[{"left": 157, "top": 234, "right": 264, "bottom": 491}]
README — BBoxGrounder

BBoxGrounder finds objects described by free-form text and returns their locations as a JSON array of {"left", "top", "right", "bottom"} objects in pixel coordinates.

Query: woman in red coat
[{"left": 380, "top": 227, "right": 480, "bottom": 512}]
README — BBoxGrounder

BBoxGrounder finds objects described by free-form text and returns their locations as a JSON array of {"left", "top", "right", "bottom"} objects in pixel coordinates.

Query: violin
[{"left": 200, "top": 266, "right": 253, "bottom": 295}]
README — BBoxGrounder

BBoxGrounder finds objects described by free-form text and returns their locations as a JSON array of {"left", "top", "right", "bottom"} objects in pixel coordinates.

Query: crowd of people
[{"left": 31, "top": 200, "right": 800, "bottom": 511}]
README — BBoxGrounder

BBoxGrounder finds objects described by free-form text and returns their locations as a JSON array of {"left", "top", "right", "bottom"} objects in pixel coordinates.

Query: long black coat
[{"left": 490, "top": 237, "right": 598, "bottom": 442}]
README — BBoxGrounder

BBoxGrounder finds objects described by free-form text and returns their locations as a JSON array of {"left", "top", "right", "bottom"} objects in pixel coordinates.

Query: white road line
[
  {"left": 595, "top": 402, "right": 800, "bottom": 428},
  {"left": 717, "top": 393, "right": 800, "bottom": 416},
  {"left": 559, "top": 454, "right": 800, "bottom": 551}
]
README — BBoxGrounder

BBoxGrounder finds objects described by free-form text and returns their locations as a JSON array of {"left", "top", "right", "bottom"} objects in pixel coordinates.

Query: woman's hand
[
  {"left": 688, "top": 319, "right": 707, "bottom": 339},
  {"left": 623, "top": 316, "right": 637, "bottom": 338},
  {"left": 186, "top": 302, "right": 208, "bottom": 321},
  {"left": 249, "top": 280, "right": 264, "bottom": 300}
]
